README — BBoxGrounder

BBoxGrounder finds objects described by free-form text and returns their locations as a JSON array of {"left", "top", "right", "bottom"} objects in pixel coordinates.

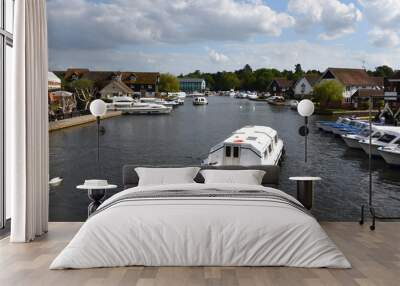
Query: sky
[{"left": 47, "top": 0, "right": 400, "bottom": 74}]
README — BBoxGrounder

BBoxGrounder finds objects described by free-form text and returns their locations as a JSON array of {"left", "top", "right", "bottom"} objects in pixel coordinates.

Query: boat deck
[{"left": 0, "top": 222, "right": 399, "bottom": 286}]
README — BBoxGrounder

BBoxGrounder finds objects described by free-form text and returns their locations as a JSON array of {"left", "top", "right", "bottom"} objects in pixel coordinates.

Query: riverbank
[
  {"left": 49, "top": 111, "right": 122, "bottom": 132},
  {"left": 315, "top": 109, "right": 378, "bottom": 115}
]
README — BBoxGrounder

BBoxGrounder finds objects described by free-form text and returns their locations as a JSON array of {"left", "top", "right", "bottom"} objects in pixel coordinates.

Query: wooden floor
[{"left": 0, "top": 222, "right": 399, "bottom": 286}]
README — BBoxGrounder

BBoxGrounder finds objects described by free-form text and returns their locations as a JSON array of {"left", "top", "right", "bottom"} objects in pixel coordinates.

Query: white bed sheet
[{"left": 50, "top": 183, "right": 350, "bottom": 269}]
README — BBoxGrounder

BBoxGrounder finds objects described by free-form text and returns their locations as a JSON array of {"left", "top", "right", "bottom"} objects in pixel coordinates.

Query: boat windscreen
[{"left": 378, "top": 134, "right": 396, "bottom": 143}]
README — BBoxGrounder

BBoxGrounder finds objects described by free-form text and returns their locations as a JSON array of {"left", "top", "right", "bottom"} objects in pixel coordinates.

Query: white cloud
[
  {"left": 368, "top": 28, "right": 400, "bottom": 48},
  {"left": 288, "top": 0, "right": 362, "bottom": 40},
  {"left": 358, "top": 0, "right": 400, "bottom": 47},
  {"left": 47, "top": 0, "right": 294, "bottom": 50},
  {"left": 49, "top": 40, "right": 400, "bottom": 75},
  {"left": 207, "top": 49, "right": 229, "bottom": 63}
]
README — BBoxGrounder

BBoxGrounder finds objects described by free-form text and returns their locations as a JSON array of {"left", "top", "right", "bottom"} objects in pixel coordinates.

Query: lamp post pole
[
  {"left": 97, "top": 116, "right": 100, "bottom": 164},
  {"left": 305, "top": 116, "right": 308, "bottom": 163}
]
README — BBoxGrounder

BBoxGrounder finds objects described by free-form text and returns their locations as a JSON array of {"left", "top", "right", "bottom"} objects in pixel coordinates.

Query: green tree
[
  {"left": 215, "top": 72, "right": 240, "bottom": 90},
  {"left": 313, "top": 80, "right": 344, "bottom": 109},
  {"left": 65, "top": 79, "right": 94, "bottom": 92},
  {"left": 159, "top": 73, "right": 179, "bottom": 92},
  {"left": 254, "top": 68, "right": 274, "bottom": 91},
  {"left": 373, "top": 65, "right": 394, "bottom": 78},
  {"left": 64, "top": 79, "right": 96, "bottom": 111}
]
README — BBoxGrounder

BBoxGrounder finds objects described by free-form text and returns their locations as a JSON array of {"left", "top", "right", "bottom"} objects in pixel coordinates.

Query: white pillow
[
  {"left": 200, "top": 169, "right": 266, "bottom": 185},
  {"left": 135, "top": 167, "right": 200, "bottom": 186}
]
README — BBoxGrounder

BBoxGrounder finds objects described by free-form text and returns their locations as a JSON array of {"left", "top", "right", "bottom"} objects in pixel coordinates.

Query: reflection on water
[{"left": 50, "top": 96, "right": 400, "bottom": 221}]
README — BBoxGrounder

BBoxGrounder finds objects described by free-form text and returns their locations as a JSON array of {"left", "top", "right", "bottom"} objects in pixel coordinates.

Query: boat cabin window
[
  {"left": 268, "top": 145, "right": 272, "bottom": 153},
  {"left": 394, "top": 139, "right": 400, "bottom": 147},
  {"left": 274, "top": 135, "right": 278, "bottom": 143},
  {"left": 233, "top": 147, "right": 239, "bottom": 158},
  {"left": 378, "top": 134, "right": 396, "bottom": 143},
  {"left": 372, "top": 132, "right": 382, "bottom": 138},
  {"left": 225, "top": 146, "right": 231, "bottom": 157},
  {"left": 360, "top": 129, "right": 371, "bottom": 136}
]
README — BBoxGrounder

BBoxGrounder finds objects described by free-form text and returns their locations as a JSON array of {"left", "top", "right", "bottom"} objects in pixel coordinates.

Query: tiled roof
[
  {"left": 55, "top": 69, "right": 160, "bottom": 85},
  {"left": 273, "top": 78, "right": 293, "bottom": 88},
  {"left": 304, "top": 75, "right": 320, "bottom": 87},
  {"left": 324, "top": 68, "right": 378, "bottom": 86},
  {"left": 353, "top": 88, "right": 384, "bottom": 98},
  {"left": 369, "top": 76, "right": 384, "bottom": 87},
  {"left": 100, "top": 80, "right": 134, "bottom": 95}
]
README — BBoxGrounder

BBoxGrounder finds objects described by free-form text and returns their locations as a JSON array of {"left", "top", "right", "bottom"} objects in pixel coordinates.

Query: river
[{"left": 49, "top": 96, "right": 400, "bottom": 221}]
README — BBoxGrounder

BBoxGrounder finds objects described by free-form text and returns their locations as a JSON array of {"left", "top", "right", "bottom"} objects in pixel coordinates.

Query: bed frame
[{"left": 122, "top": 165, "right": 280, "bottom": 189}]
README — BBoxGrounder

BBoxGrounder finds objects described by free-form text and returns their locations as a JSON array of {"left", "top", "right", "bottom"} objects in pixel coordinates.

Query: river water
[{"left": 49, "top": 96, "right": 400, "bottom": 221}]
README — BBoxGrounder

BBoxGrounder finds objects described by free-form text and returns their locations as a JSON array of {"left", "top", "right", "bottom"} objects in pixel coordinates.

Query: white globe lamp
[
  {"left": 89, "top": 99, "right": 107, "bottom": 168},
  {"left": 90, "top": 99, "right": 107, "bottom": 117},
  {"left": 297, "top": 99, "right": 315, "bottom": 117},
  {"left": 297, "top": 99, "right": 315, "bottom": 163}
]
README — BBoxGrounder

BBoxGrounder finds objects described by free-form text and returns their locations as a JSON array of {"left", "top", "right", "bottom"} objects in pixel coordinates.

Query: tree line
[{"left": 169, "top": 64, "right": 396, "bottom": 92}]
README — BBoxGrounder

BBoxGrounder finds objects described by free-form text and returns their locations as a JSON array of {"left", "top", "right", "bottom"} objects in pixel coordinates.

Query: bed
[{"left": 50, "top": 165, "right": 350, "bottom": 269}]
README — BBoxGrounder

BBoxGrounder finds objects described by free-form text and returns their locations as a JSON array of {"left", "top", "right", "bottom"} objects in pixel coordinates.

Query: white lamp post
[
  {"left": 297, "top": 99, "right": 315, "bottom": 163},
  {"left": 90, "top": 99, "right": 107, "bottom": 164}
]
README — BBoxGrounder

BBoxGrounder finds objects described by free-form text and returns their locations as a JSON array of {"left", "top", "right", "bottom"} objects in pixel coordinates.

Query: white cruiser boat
[
  {"left": 358, "top": 127, "right": 400, "bottom": 156},
  {"left": 378, "top": 145, "right": 400, "bottom": 166},
  {"left": 140, "top": 97, "right": 179, "bottom": 107},
  {"left": 247, "top": 92, "right": 258, "bottom": 100},
  {"left": 107, "top": 96, "right": 172, "bottom": 115},
  {"left": 203, "top": 125, "right": 284, "bottom": 166},
  {"left": 342, "top": 126, "right": 392, "bottom": 149},
  {"left": 193, "top": 96, "right": 208, "bottom": 105}
]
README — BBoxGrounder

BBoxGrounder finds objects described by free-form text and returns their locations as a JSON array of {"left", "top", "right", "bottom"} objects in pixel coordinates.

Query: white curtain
[{"left": 7, "top": 0, "right": 49, "bottom": 242}]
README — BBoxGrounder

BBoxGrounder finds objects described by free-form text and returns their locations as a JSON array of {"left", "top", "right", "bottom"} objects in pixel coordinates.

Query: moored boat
[
  {"left": 193, "top": 96, "right": 208, "bottom": 105},
  {"left": 378, "top": 145, "right": 400, "bottom": 166},
  {"left": 106, "top": 96, "right": 172, "bottom": 114},
  {"left": 358, "top": 128, "right": 400, "bottom": 156},
  {"left": 203, "top": 125, "right": 284, "bottom": 166},
  {"left": 267, "top": 96, "right": 286, "bottom": 106},
  {"left": 289, "top": 100, "right": 298, "bottom": 110}
]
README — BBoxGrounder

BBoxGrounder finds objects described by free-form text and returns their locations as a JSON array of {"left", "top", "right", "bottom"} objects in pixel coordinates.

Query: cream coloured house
[{"left": 293, "top": 75, "right": 320, "bottom": 98}]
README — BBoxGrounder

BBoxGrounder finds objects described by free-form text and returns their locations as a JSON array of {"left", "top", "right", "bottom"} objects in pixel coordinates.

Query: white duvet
[{"left": 50, "top": 183, "right": 351, "bottom": 269}]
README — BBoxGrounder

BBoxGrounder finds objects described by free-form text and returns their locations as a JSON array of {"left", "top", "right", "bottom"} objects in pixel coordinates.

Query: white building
[
  {"left": 293, "top": 75, "right": 320, "bottom": 98},
  {"left": 319, "top": 68, "right": 383, "bottom": 104},
  {"left": 48, "top": 71, "right": 61, "bottom": 91}
]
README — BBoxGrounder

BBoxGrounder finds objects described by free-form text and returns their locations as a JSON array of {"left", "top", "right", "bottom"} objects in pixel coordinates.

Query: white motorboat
[
  {"left": 247, "top": 93, "right": 258, "bottom": 100},
  {"left": 266, "top": 96, "right": 286, "bottom": 106},
  {"left": 119, "top": 103, "right": 172, "bottom": 115},
  {"left": 203, "top": 125, "right": 284, "bottom": 166},
  {"left": 107, "top": 97, "right": 172, "bottom": 114},
  {"left": 341, "top": 125, "right": 391, "bottom": 149},
  {"left": 358, "top": 128, "right": 400, "bottom": 156},
  {"left": 140, "top": 97, "right": 179, "bottom": 107},
  {"left": 378, "top": 145, "right": 400, "bottom": 166},
  {"left": 289, "top": 100, "right": 298, "bottom": 110},
  {"left": 193, "top": 96, "right": 208, "bottom": 105},
  {"left": 188, "top": 92, "right": 204, "bottom": 98}
]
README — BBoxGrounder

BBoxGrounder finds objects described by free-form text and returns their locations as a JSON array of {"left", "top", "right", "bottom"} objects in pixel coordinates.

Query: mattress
[{"left": 50, "top": 183, "right": 350, "bottom": 269}]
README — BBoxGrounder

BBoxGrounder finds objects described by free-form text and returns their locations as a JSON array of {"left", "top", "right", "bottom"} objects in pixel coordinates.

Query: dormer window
[
  {"left": 128, "top": 74, "right": 136, "bottom": 82},
  {"left": 112, "top": 74, "right": 121, "bottom": 81},
  {"left": 71, "top": 74, "right": 79, "bottom": 81}
]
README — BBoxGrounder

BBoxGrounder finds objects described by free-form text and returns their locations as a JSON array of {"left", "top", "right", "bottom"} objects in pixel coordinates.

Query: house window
[{"left": 1, "top": 0, "right": 14, "bottom": 228}]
